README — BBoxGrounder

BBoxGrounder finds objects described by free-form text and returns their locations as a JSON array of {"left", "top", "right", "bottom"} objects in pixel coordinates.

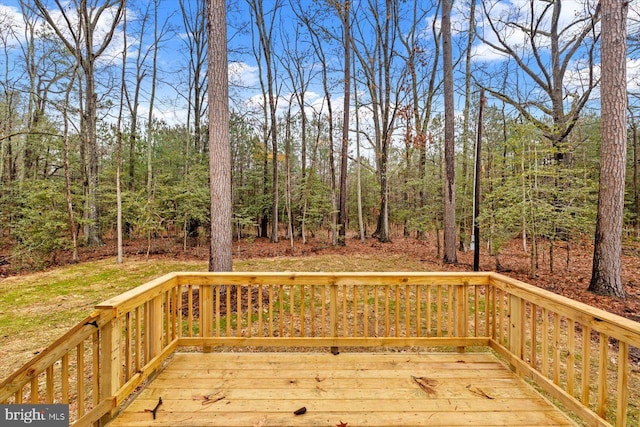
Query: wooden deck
[{"left": 110, "top": 352, "right": 576, "bottom": 427}]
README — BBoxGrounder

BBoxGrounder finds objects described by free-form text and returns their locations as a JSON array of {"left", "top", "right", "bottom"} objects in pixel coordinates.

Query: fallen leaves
[
  {"left": 411, "top": 376, "right": 438, "bottom": 396},
  {"left": 336, "top": 421, "right": 348, "bottom": 427},
  {"left": 192, "top": 391, "right": 225, "bottom": 405},
  {"left": 466, "top": 384, "right": 494, "bottom": 399}
]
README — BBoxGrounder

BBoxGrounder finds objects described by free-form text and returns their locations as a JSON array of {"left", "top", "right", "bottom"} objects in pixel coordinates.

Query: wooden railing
[{"left": 0, "top": 272, "right": 638, "bottom": 426}]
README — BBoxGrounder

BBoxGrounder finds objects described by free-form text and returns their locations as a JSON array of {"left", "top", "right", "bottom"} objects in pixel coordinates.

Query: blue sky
[{"left": 1, "top": 0, "right": 640, "bottom": 131}]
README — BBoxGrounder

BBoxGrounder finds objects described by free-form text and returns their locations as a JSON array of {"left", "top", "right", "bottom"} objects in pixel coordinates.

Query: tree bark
[
  {"left": 207, "top": 0, "right": 233, "bottom": 272},
  {"left": 589, "top": 0, "right": 627, "bottom": 298},
  {"left": 442, "top": 0, "right": 457, "bottom": 264},
  {"left": 337, "top": 0, "right": 351, "bottom": 246}
]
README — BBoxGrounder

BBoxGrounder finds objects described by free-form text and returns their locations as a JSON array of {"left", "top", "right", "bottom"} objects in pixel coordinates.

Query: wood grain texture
[{"left": 111, "top": 352, "right": 575, "bottom": 427}]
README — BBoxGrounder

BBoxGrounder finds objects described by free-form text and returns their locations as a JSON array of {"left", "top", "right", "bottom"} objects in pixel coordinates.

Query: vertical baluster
[
  {"left": 125, "top": 312, "right": 132, "bottom": 380},
  {"left": 310, "top": 285, "right": 316, "bottom": 336},
  {"left": 490, "top": 285, "right": 496, "bottom": 340},
  {"left": 395, "top": 286, "right": 400, "bottom": 337},
  {"left": 46, "top": 365, "right": 54, "bottom": 403},
  {"left": 581, "top": 325, "right": 592, "bottom": 406},
  {"left": 269, "top": 285, "right": 274, "bottom": 337},
  {"left": 321, "top": 285, "right": 326, "bottom": 337},
  {"left": 290, "top": 285, "right": 296, "bottom": 337},
  {"left": 187, "top": 285, "right": 193, "bottom": 337},
  {"left": 567, "top": 319, "right": 575, "bottom": 395},
  {"left": 353, "top": 285, "right": 358, "bottom": 337},
  {"left": 77, "top": 343, "right": 85, "bottom": 418},
  {"left": 236, "top": 284, "right": 242, "bottom": 337},
  {"left": 531, "top": 305, "right": 538, "bottom": 368},
  {"left": 436, "top": 285, "right": 442, "bottom": 337},
  {"left": 279, "top": 285, "right": 284, "bottom": 337},
  {"left": 226, "top": 285, "right": 232, "bottom": 337},
  {"left": 496, "top": 289, "right": 503, "bottom": 345},
  {"left": 363, "top": 285, "right": 369, "bottom": 338},
  {"left": 258, "top": 284, "right": 263, "bottom": 337},
  {"left": 343, "top": 285, "right": 348, "bottom": 336},
  {"left": 447, "top": 286, "right": 454, "bottom": 337},
  {"left": 247, "top": 284, "right": 252, "bottom": 338},
  {"left": 474, "top": 285, "right": 479, "bottom": 337},
  {"left": 92, "top": 331, "right": 99, "bottom": 406},
  {"left": 616, "top": 342, "right": 629, "bottom": 427},
  {"left": 597, "top": 333, "right": 608, "bottom": 418},
  {"left": 135, "top": 306, "right": 141, "bottom": 371},
  {"left": 176, "top": 285, "right": 185, "bottom": 338},
  {"left": 405, "top": 285, "right": 410, "bottom": 337},
  {"left": 426, "top": 285, "right": 432, "bottom": 336},
  {"left": 164, "top": 291, "right": 170, "bottom": 346},
  {"left": 416, "top": 285, "right": 421, "bottom": 338},
  {"left": 215, "top": 285, "right": 221, "bottom": 338},
  {"left": 542, "top": 307, "right": 549, "bottom": 377},
  {"left": 30, "top": 376, "right": 39, "bottom": 404},
  {"left": 173, "top": 287, "right": 179, "bottom": 340},
  {"left": 374, "top": 285, "right": 379, "bottom": 336},
  {"left": 553, "top": 313, "right": 561, "bottom": 385},
  {"left": 384, "top": 285, "right": 390, "bottom": 337},
  {"left": 300, "top": 284, "right": 305, "bottom": 337},
  {"left": 484, "top": 285, "right": 490, "bottom": 338},
  {"left": 61, "top": 353, "right": 69, "bottom": 403}
]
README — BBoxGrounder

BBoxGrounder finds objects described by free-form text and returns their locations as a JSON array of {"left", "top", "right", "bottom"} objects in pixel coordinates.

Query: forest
[{"left": 0, "top": 0, "right": 639, "bottom": 286}]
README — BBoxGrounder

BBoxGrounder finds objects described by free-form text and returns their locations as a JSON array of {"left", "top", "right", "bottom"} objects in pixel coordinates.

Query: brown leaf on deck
[
  {"left": 411, "top": 376, "right": 438, "bottom": 396},
  {"left": 466, "top": 384, "right": 494, "bottom": 399}
]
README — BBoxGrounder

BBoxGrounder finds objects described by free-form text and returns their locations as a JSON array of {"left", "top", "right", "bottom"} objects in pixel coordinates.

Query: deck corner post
[
  {"left": 99, "top": 316, "right": 121, "bottom": 424},
  {"left": 200, "top": 285, "right": 214, "bottom": 353},
  {"left": 508, "top": 294, "right": 523, "bottom": 360}
]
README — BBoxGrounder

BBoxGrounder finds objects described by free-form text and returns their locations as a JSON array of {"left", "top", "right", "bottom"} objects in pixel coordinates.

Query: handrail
[
  {"left": 0, "top": 271, "right": 637, "bottom": 426},
  {"left": 488, "top": 273, "right": 640, "bottom": 427}
]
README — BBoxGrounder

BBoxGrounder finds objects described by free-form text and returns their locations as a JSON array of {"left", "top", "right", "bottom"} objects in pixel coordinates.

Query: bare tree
[
  {"left": 207, "top": 0, "right": 233, "bottom": 272},
  {"left": 479, "top": 0, "right": 600, "bottom": 163},
  {"left": 442, "top": 0, "right": 457, "bottom": 264},
  {"left": 589, "top": 0, "right": 627, "bottom": 298},
  {"left": 31, "top": 0, "right": 124, "bottom": 246},
  {"left": 248, "top": 0, "right": 282, "bottom": 243},
  {"left": 332, "top": 0, "right": 351, "bottom": 246},
  {"left": 180, "top": 0, "right": 209, "bottom": 155},
  {"left": 351, "top": 0, "right": 403, "bottom": 243}
]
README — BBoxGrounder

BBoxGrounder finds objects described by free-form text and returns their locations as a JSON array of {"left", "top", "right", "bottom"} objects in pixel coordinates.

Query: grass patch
[{"left": 0, "top": 253, "right": 419, "bottom": 378}]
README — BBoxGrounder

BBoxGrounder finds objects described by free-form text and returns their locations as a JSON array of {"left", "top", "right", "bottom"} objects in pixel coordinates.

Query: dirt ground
[{"left": 2, "top": 232, "right": 640, "bottom": 322}]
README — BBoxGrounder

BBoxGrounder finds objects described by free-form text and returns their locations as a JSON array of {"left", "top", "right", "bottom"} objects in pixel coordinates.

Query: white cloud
[{"left": 229, "top": 61, "right": 259, "bottom": 87}]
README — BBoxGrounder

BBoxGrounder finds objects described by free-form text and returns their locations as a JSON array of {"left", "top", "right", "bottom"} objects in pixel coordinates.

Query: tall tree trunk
[
  {"left": 32, "top": 0, "right": 124, "bottom": 247},
  {"left": 631, "top": 111, "right": 639, "bottom": 237},
  {"left": 207, "top": 0, "right": 233, "bottom": 272},
  {"left": 353, "top": 54, "right": 365, "bottom": 242},
  {"left": 459, "top": 0, "right": 475, "bottom": 251},
  {"left": 589, "top": 0, "right": 627, "bottom": 298},
  {"left": 62, "top": 71, "right": 79, "bottom": 263},
  {"left": 116, "top": 7, "right": 128, "bottom": 264},
  {"left": 442, "top": 0, "right": 457, "bottom": 264},
  {"left": 337, "top": 0, "right": 351, "bottom": 246}
]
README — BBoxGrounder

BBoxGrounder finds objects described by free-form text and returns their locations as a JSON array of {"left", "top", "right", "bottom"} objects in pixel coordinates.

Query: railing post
[
  {"left": 455, "top": 283, "right": 468, "bottom": 353},
  {"left": 200, "top": 285, "right": 214, "bottom": 353},
  {"left": 147, "top": 296, "right": 163, "bottom": 359},
  {"left": 330, "top": 282, "right": 339, "bottom": 355},
  {"left": 99, "top": 316, "right": 120, "bottom": 424},
  {"left": 509, "top": 294, "right": 523, "bottom": 359}
]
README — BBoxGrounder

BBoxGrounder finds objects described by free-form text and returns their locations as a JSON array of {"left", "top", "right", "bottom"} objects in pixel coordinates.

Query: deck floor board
[{"left": 110, "top": 352, "right": 575, "bottom": 427}]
